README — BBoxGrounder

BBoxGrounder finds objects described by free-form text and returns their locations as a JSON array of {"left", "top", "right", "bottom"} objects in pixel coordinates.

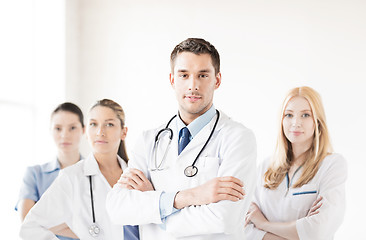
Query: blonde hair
[{"left": 264, "top": 86, "right": 333, "bottom": 189}]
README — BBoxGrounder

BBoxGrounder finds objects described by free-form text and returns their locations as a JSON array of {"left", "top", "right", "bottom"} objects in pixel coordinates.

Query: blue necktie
[{"left": 178, "top": 127, "right": 191, "bottom": 155}]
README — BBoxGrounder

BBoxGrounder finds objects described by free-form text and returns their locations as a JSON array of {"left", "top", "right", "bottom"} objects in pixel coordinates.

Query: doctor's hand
[
  {"left": 307, "top": 196, "right": 323, "bottom": 217},
  {"left": 118, "top": 168, "right": 155, "bottom": 192},
  {"left": 173, "top": 176, "right": 245, "bottom": 209},
  {"left": 245, "top": 202, "right": 268, "bottom": 230}
]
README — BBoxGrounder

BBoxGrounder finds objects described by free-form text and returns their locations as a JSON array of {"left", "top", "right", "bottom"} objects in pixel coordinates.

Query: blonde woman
[
  {"left": 20, "top": 99, "right": 139, "bottom": 240},
  {"left": 244, "top": 86, "right": 347, "bottom": 240}
]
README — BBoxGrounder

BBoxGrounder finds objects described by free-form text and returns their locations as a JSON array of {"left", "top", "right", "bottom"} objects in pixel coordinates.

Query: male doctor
[{"left": 106, "top": 38, "right": 257, "bottom": 239}]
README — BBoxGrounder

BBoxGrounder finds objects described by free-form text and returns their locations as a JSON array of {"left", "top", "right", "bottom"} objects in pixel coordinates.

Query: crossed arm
[
  {"left": 121, "top": 169, "right": 321, "bottom": 240},
  {"left": 18, "top": 176, "right": 78, "bottom": 239},
  {"left": 244, "top": 197, "right": 323, "bottom": 240},
  {"left": 19, "top": 199, "right": 78, "bottom": 239},
  {"left": 107, "top": 127, "right": 257, "bottom": 237},
  {"left": 119, "top": 168, "right": 245, "bottom": 209},
  {"left": 20, "top": 171, "right": 78, "bottom": 240},
  {"left": 244, "top": 155, "right": 347, "bottom": 240}
]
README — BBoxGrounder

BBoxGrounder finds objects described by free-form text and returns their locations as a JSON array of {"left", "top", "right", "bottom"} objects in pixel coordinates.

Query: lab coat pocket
[
  {"left": 195, "top": 157, "right": 220, "bottom": 182},
  {"left": 150, "top": 168, "right": 175, "bottom": 191},
  {"left": 289, "top": 184, "right": 318, "bottom": 214}
]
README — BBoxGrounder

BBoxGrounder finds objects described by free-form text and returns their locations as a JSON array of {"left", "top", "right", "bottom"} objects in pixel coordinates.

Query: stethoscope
[
  {"left": 88, "top": 175, "right": 100, "bottom": 237},
  {"left": 151, "top": 109, "right": 220, "bottom": 177}
]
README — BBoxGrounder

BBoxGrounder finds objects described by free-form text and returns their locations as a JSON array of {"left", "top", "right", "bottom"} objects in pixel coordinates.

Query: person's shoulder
[
  {"left": 25, "top": 162, "right": 47, "bottom": 176},
  {"left": 139, "top": 123, "right": 167, "bottom": 140},
  {"left": 25, "top": 164, "right": 41, "bottom": 173},
  {"left": 258, "top": 156, "right": 272, "bottom": 173},
  {"left": 63, "top": 159, "right": 85, "bottom": 172},
  {"left": 316, "top": 153, "right": 348, "bottom": 184},
  {"left": 219, "top": 111, "right": 255, "bottom": 137},
  {"left": 59, "top": 159, "right": 85, "bottom": 178},
  {"left": 144, "top": 124, "right": 164, "bottom": 134},
  {"left": 317, "top": 153, "right": 347, "bottom": 179},
  {"left": 261, "top": 156, "right": 272, "bottom": 167},
  {"left": 321, "top": 153, "right": 347, "bottom": 169},
  {"left": 21, "top": 164, "right": 41, "bottom": 184},
  {"left": 22, "top": 160, "right": 59, "bottom": 185}
]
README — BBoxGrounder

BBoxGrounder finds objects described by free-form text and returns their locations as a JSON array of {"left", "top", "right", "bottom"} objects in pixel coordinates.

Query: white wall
[
  {"left": 3, "top": 0, "right": 364, "bottom": 238},
  {"left": 1, "top": 0, "right": 68, "bottom": 239},
  {"left": 73, "top": 0, "right": 366, "bottom": 238}
]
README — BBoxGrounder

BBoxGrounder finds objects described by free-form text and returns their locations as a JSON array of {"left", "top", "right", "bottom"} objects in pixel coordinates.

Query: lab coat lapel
[
  {"left": 178, "top": 112, "right": 223, "bottom": 160},
  {"left": 158, "top": 111, "right": 228, "bottom": 167},
  {"left": 83, "top": 154, "right": 100, "bottom": 176},
  {"left": 179, "top": 124, "right": 210, "bottom": 159}
]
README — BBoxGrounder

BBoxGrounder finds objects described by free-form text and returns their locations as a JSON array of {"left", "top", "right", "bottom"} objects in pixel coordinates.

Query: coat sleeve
[
  {"left": 244, "top": 224, "right": 266, "bottom": 240},
  {"left": 296, "top": 154, "right": 347, "bottom": 239},
  {"left": 19, "top": 170, "right": 74, "bottom": 240},
  {"left": 244, "top": 160, "right": 267, "bottom": 240},
  {"left": 164, "top": 126, "right": 257, "bottom": 237},
  {"left": 106, "top": 132, "right": 164, "bottom": 225}
]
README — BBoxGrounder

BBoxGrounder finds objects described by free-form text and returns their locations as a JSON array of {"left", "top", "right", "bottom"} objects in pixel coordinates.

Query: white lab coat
[
  {"left": 20, "top": 154, "right": 127, "bottom": 240},
  {"left": 244, "top": 153, "right": 347, "bottom": 240},
  {"left": 106, "top": 111, "right": 257, "bottom": 240}
]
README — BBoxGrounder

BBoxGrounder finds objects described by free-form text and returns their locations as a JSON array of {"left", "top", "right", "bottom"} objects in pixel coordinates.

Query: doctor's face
[
  {"left": 51, "top": 111, "right": 84, "bottom": 153},
  {"left": 87, "top": 106, "right": 126, "bottom": 155},
  {"left": 282, "top": 96, "right": 315, "bottom": 149},
  {"left": 170, "top": 52, "right": 221, "bottom": 124}
]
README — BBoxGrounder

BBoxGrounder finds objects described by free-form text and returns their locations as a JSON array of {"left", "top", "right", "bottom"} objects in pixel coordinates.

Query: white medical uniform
[
  {"left": 244, "top": 153, "right": 347, "bottom": 240},
  {"left": 20, "top": 154, "right": 127, "bottom": 240},
  {"left": 106, "top": 111, "right": 257, "bottom": 240}
]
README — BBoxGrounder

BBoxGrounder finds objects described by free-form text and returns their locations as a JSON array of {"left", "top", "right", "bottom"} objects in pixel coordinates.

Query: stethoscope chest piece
[
  {"left": 89, "top": 223, "right": 100, "bottom": 237},
  {"left": 184, "top": 165, "right": 198, "bottom": 177}
]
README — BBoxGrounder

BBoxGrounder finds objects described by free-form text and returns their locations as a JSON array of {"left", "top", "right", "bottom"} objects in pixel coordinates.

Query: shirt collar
[
  {"left": 176, "top": 104, "right": 216, "bottom": 138},
  {"left": 83, "top": 153, "right": 128, "bottom": 176},
  {"left": 41, "top": 158, "right": 61, "bottom": 173},
  {"left": 42, "top": 155, "right": 83, "bottom": 173}
]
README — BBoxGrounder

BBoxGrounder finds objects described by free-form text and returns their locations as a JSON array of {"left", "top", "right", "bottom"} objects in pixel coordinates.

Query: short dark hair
[
  {"left": 170, "top": 38, "right": 220, "bottom": 74},
  {"left": 52, "top": 102, "right": 84, "bottom": 128}
]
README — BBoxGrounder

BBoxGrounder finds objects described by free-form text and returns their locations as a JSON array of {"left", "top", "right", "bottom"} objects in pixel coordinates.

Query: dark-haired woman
[
  {"left": 20, "top": 99, "right": 139, "bottom": 240},
  {"left": 16, "top": 102, "right": 84, "bottom": 239}
]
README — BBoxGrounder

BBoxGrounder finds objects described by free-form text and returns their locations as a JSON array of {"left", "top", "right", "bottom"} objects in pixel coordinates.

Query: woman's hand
[
  {"left": 245, "top": 202, "right": 268, "bottom": 230},
  {"left": 245, "top": 203, "right": 300, "bottom": 240},
  {"left": 50, "top": 223, "right": 79, "bottom": 239},
  {"left": 118, "top": 168, "right": 154, "bottom": 191},
  {"left": 307, "top": 196, "right": 323, "bottom": 217}
]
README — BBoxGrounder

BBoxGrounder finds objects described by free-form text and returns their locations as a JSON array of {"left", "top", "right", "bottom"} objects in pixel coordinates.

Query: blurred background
[{"left": 1, "top": 0, "right": 365, "bottom": 238}]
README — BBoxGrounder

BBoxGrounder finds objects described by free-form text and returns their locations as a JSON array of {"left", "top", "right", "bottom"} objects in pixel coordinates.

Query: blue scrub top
[{"left": 16, "top": 158, "right": 79, "bottom": 240}]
